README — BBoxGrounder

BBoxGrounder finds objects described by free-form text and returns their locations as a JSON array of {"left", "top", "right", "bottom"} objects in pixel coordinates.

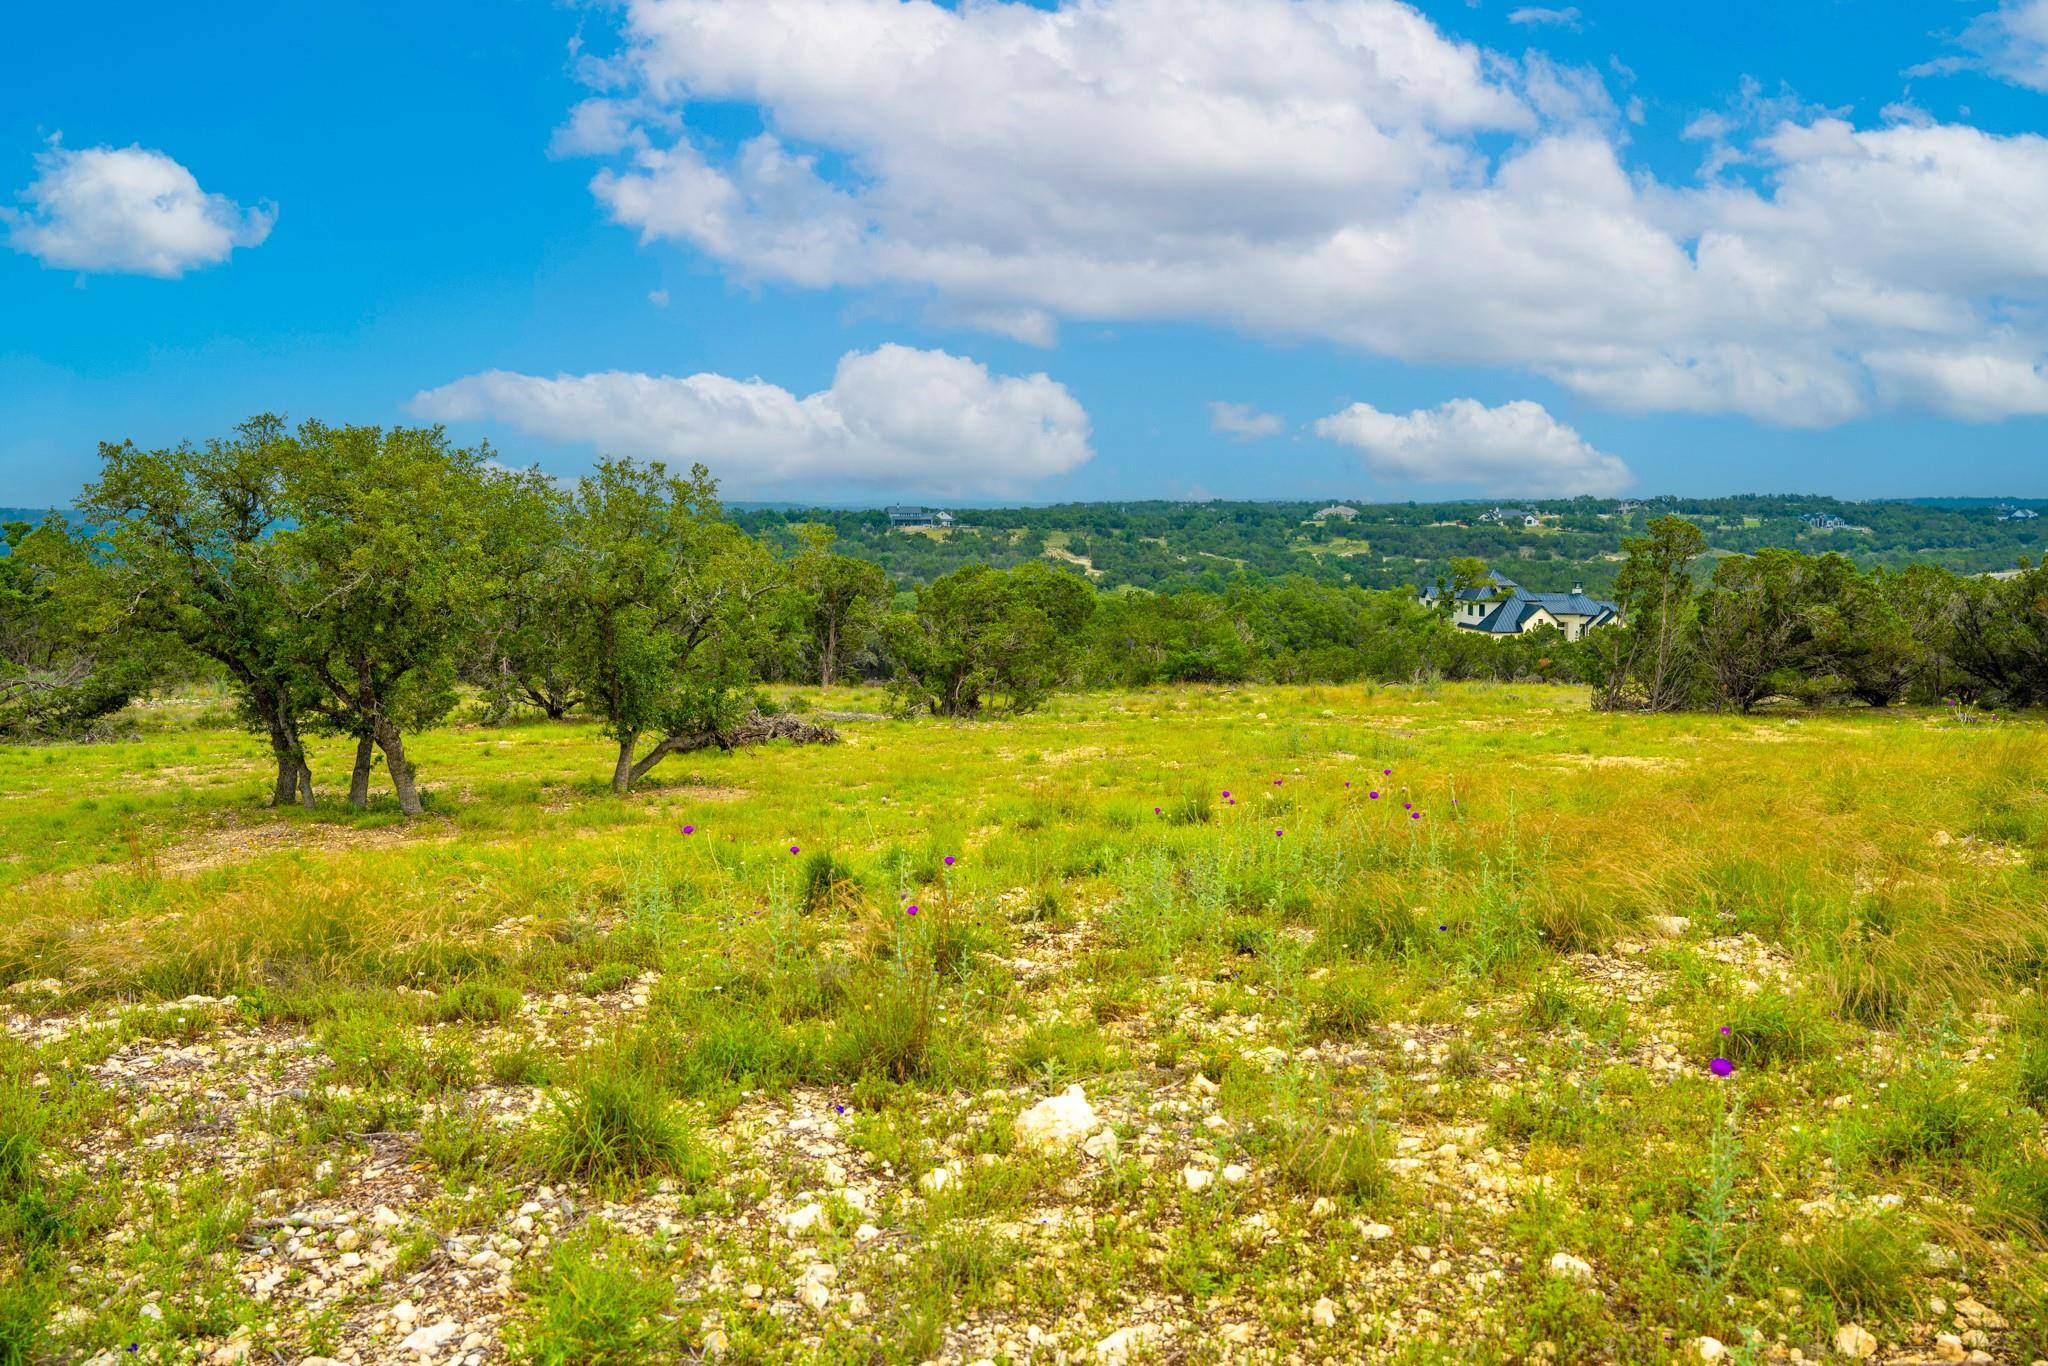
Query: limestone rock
[{"left": 1017, "top": 1085, "right": 1100, "bottom": 1152}]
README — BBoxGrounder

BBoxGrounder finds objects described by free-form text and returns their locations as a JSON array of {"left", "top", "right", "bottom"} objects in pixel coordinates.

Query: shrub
[
  {"left": 510, "top": 1230, "right": 683, "bottom": 1364},
  {"left": 1783, "top": 1216, "right": 1919, "bottom": 1319},
  {"left": 540, "top": 1062, "right": 705, "bottom": 1194},
  {"left": 1302, "top": 967, "right": 1390, "bottom": 1039}
]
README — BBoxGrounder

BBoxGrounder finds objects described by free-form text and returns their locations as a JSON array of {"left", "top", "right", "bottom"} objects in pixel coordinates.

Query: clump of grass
[
  {"left": 797, "top": 850, "right": 860, "bottom": 914},
  {"left": 1859, "top": 1063, "right": 2002, "bottom": 1167},
  {"left": 582, "top": 961, "right": 639, "bottom": 996},
  {"left": 508, "top": 1228, "right": 684, "bottom": 1364},
  {"left": 319, "top": 1013, "right": 477, "bottom": 1095},
  {"left": 540, "top": 1060, "right": 706, "bottom": 1194},
  {"left": 488, "top": 1045, "right": 553, "bottom": 1088},
  {"left": 1273, "top": 1118, "right": 1389, "bottom": 1198},
  {"left": 832, "top": 965, "right": 938, "bottom": 1083},
  {"left": 1301, "top": 966, "right": 1390, "bottom": 1039},
  {"left": 419, "top": 1105, "right": 499, "bottom": 1177},
  {"left": 1783, "top": 1215, "right": 1919, "bottom": 1319},
  {"left": 1009, "top": 1020, "right": 1112, "bottom": 1081},
  {"left": 0, "top": 1084, "right": 39, "bottom": 1195},
  {"left": 1708, "top": 987, "right": 1835, "bottom": 1067},
  {"left": 428, "top": 978, "right": 521, "bottom": 1024}
]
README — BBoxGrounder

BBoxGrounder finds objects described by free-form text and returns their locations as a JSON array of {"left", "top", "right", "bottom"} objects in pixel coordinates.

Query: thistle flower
[
  {"left": 789, "top": 845, "right": 801, "bottom": 855},
  {"left": 1709, "top": 1058, "right": 1734, "bottom": 1078},
  {"left": 944, "top": 855, "right": 956, "bottom": 866},
  {"left": 906, "top": 904, "right": 920, "bottom": 917},
  {"left": 682, "top": 825, "right": 695, "bottom": 835}
]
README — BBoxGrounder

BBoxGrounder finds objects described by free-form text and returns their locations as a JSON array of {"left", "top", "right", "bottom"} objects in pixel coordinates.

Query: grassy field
[{"left": 4, "top": 684, "right": 2048, "bottom": 1364}]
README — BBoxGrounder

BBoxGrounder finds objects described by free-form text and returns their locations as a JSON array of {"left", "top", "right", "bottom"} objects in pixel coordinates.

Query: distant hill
[{"left": 732, "top": 494, "right": 2048, "bottom": 593}]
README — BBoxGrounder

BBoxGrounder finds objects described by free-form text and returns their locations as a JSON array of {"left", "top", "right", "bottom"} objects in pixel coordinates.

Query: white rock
[
  {"left": 1311, "top": 1297, "right": 1339, "bottom": 1328},
  {"left": 1083, "top": 1128, "right": 1120, "bottom": 1161},
  {"left": 1096, "top": 1325, "right": 1155, "bottom": 1363},
  {"left": 798, "top": 1280, "right": 829, "bottom": 1312},
  {"left": 1546, "top": 1252, "right": 1594, "bottom": 1285},
  {"left": 1358, "top": 1221, "right": 1394, "bottom": 1241},
  {"left": 139, "top": 1304, "right": 164, "bottom": 1322},
  {"left": 782, "top": 1203, "right": 828, "bottom": 1236},
  {"left": 855, "top": 1223, "right": 881, "bottom": 1242},
  {"left": 390, "top": 1301, "right": 418, "bottom": 1325},
  {"left": 920, "top": 1166, "right": 955, "bottom": 1194},
  {"left": 1017, "top": 1085, "right": 1100, "bottom": 1152},
  {"left": 1834, "top": 1324, "right": 1877, "bottom": 1359},
  {"left": 1692, "top": 1337, "right": 1724, "bottom": 1362},
  {"left": 1649, "top": 915, "right": 1691, "bottom": 938},
  {"left": 371, "top": 1205, "right": 403, "bottom": 1229},
  {"left": 398, "top": 1320, "right": 461, "bottom": 1357},
  {"left": 1182, "top": 1166, "right": 1214, "bottom": 1192},
  {"left": 1221, "top": 1164, "right": 1249, "bottom": 1185}
]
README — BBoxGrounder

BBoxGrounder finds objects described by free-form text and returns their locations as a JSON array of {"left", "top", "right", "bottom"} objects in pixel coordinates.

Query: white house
[{"left": 1419, "top": 572, "right": 1620, "bottom": 642}]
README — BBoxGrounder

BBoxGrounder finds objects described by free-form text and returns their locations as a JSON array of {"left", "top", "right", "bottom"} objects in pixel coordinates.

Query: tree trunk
[
  {"left": 611, "top": 733, "right": 640, "bottom": 796},
  {"left": 374, "top": 720, "right": 423, "bottom": 818},
  {"left": 266, "top": 710, "right": 315, "bottom": 809},
  {"left": 821, "top": 615, "right": 839, "bottom": 688},
  {"left": 348, "top": 734, "right": 376, "bottom": 809}
]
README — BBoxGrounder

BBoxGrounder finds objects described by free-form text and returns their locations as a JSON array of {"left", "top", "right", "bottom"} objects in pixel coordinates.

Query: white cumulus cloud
[
  {"left": 411, "top": 344, "right": 1093, "bottom": 496},
  {"left": 3, "top": 142, "right": 272, "bottom": 277},
  {"left": 558, "top": 0, "right": 2048, "bottom": 429},
  {"left": 1209, "top": 402, "right": 1286, "bottom": 441},
  {"left": 1314, "top": 397, "right": 1631, "bottom": 496}
]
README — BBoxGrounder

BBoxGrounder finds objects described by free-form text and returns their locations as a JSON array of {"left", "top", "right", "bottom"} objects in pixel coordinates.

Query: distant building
[
  {"left": 1419, "top": 571, "right": 1619, "bottom": 642},
  {"left": 2005, "top": 507, "right": 2040, "bottom": 521},
  {"left": 1480, "top": 506, "right": 1543, "bottom": 528},
  {"left": 1314, "top": 504, "right": 1360, "bottom": 521},
  {"left": 1801, "top": 512, "right": 1849, "bottom": 531},
  {"left": 887, "top": 506, "right": 955, "bottom": 528}
]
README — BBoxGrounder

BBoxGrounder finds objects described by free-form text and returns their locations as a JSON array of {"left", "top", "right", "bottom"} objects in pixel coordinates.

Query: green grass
[{"left": 2, "top": 682, "right": 2047, "bottom": 1360}]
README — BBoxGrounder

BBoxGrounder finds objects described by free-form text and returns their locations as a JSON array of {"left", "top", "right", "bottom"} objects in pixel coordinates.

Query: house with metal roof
[
  {"left": 887, "top": 506, "right": 955, "bottom": 528},
  {"left": 1419, "top": 572, "right": 1619, "bottom": 642}
]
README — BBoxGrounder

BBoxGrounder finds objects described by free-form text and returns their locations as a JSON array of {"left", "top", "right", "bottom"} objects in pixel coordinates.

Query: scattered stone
[
  {"left": 1182, "top": 1166, "right": 1214, "bottom": 1192},
  {"left": 1017, "top": 1085, "right": 1101, "bottom": 1152},
  {"left": 1096, "top": 1325, "right": 1156, "bottom": 1364},
  {"left": 398, "top": 1320, "right": 461, "bottom": 1357},
  {"left": 1834, "top": 1323, "right": 1877, "bottom": 1359},
  {"left": 1546, "top": 1252, "right": 1594, "bottom": 1285},
  {"left": 1221, "top": 1163, "right": 1249, "bottom": 1185},
  {"left": 782, "top": 1202, "right": 828, "bottom": 1236},
  {"left": 1311, "top": 1297, "right": 1339, "bottom": 1328},
  {"left": 1692, "top": 1337, "right": 1725, "bottom": 1362}
]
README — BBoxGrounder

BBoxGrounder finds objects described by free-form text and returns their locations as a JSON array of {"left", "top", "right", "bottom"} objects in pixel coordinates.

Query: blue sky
[{"left": 5, "top": 0, "right": 2048, "bottom": 507}]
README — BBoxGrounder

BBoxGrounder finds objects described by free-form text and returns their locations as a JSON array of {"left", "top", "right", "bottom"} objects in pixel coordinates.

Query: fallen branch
[{"left": 624, "top": 711, "right": 840, "bottom": 787}]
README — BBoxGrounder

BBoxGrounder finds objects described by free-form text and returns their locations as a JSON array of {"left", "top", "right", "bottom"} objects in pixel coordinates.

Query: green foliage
[
  {"left": 541, "top": 1060, "right": 706, "bottom": 1194},
  {"left": 1783, "top": 1216, "right": 1920, "bottom": 1319},
  {"left": 553, "top": 459, "right": 780, "bottom": 792},
  {"left": 510, "top": 1229, "right": 686, "bottom": 1364},
  {"left": 886, "top": 561, "right": 1096, "bottom": 716}
]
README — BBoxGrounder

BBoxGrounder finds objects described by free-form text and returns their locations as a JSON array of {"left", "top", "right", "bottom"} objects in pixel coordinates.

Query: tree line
[
  {"left": 5, "top": 426, "right": 2045, "bottom": 803},
  {"left": 1588, "top": 516, "right": 2048, "bottom": 713}
]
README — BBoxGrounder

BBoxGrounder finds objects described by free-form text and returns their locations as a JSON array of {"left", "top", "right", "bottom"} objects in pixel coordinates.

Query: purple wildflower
[
  {"left": 1275, "top": 829, "right": 1284, "bottom": 838},
  {"left": 906, "top": 904, "right": 920, "bottom": 917},
  {"left": 944, "top": 855, "right": 956, "bottom": 866},
  {"left": 1411, "top": 811, "right": 1421, "bottom": 820},
  {"left": 1709, "top": 1057, "right": 1734, "bottom": 1078},
  {"left": 1719, "top": 1025, "right": 1731, "bottom": 1036},
  {"left": 1369, "top": 790, "right": 1380, "bottom": 800},
  {"left": 789, "top": 845, "right": 801, "bottom": 855},
  {"left": 682, "top": 824, "right": 695, "bottom": 835}
]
